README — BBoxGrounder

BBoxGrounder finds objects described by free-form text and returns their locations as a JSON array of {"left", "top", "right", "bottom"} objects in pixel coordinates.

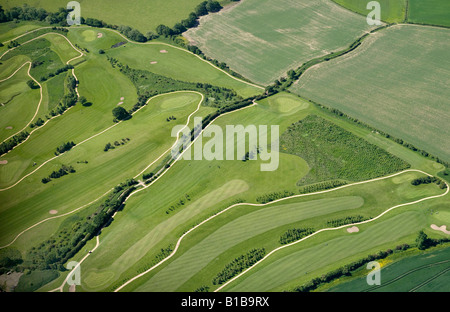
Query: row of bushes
[
  {"left": 54, "top": 141, "right": 75, "bottom": 156},
  {"left": 212, "top": 248, "right": 266, "bottom": 285},
  {"left": 411, "top": 176, "right": 447, "bottom": 189},
  {"left": 298, "top": 180, "right": 347, "bottom": 194},
  {"left": 326, "top": 215, "right": 368, "bottom": 228},
  {"left": 166, "top": 194, "right": 191, "bottom": 215},
  {"left": 103, "top": 138, "right": 131, "bottom": 152},
  {"left": 41, "top": 164, "right": 75, "bottom": 184},
  {"left": 279, "top": 228, "right": 315, "bottom": 245},
  {"left": 0, "top": 131, "right": 29, "bottom": 156},
  {"left": 39, "top": 64, "right": 73, "bottom": 82},
  {"left": 256, "top": 190, "right": 295, "bottom": 204}
]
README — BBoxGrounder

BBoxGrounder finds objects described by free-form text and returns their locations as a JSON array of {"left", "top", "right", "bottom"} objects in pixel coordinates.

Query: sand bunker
[
  {"left": 150, "top": 61, "right": 158, "bottom": 64},
  {"left": 160, "top": 49, "right": 168, "bottom": 53},
  {"left": 5, "top": 126, "right": 12, "bottom": 130},
  {"left": 97, "top": 32, "right": 103, "bottom": 38},
  {"left": 430, "top": 224, "right": 450, "bottom": 235},
  {"left": 0, "top": 160, "right": 7, "bottom": 165},
  {"left": 117, "top": 102, "right": 123, "bottom": 105},
  {"left": 120, "top": 97, "right": 124, "bottom": 100},
  {"left": 49, "top": 210, "right": 58, "bottom": 215},
  {"left": 347, "top": 226, "right": 359, "bottom": 233}
]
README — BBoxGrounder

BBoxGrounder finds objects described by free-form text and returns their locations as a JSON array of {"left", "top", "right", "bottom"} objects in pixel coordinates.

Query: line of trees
[
  {"left": 411, "top": 176, "right": 447, "bottom": 189},
  {"left": 46, "top": 75, "right": 78, "bottom": 119},
  {"left": 212, "top": 248, "right": 266, "bottom": 285},
  {"left": 326, "top": 215, "right": 368, "bottom": 228},
  {"left": 41, "top": 164, "right": 75, "bottom": 184},
  {"left": 39, "top": 64, "right": 73, "bottom": 82},
  {"left": 298, "top": 180, "right": 347, "bottom": 194},
  {"left": 54, "top": 141, "right": 75, "bottom": 156},
  {"left": 0, "top": 131, "right": 29, "bottom": 156},
  {"left": 256, "top": 190, "right": 295, "bottom": 204},
  {"left": 0, "top": 5, "right": 70, "bottom": 26},
  {"left": 279, "top": 228, "right": 315, "bottom": 245},
  {"left": 103, "top": 138, "right": 131, "bottom": 152}
]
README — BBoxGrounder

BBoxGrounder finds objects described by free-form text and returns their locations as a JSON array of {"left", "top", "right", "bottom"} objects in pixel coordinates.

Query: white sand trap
[
  {"left": 5, "top": 126, "right": 12, "bottom": 129},
  {"left": 97, "top": 32, "right": 103, "bottom": 38},
  {"left": 430, "top": 224, "right": 450, "bottom": 235},
  {"left": 0, "top": 160, "right": 7, "bottom": 165},
  {"left": 120, "top": 97, "right": 125, "bottom": 100},
  {"left": 69, "top": 284, "right": 76, "bottom": 292},
  {"left": 160, "top": 49, "right": 168, "bottom": 53},
  {"left": 117, "top": 102, "right": 123, "bottom": 105},
  {"left": 347, "top": 226, "right": 359, "bottom": 233},
  {"left": 49, "top": 210, "right": 58, "bottom": 215},
  {"left": 150, "top": 61, "right": 158, "bottom": 64}
]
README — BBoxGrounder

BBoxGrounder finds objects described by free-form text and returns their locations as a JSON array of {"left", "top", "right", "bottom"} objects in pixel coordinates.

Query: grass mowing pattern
[{"left": 280, "top": 115, "right": 410, "bottom": 186}]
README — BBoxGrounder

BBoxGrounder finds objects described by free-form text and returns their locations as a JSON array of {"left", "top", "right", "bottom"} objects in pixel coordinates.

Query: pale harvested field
[{"left": 184, "top": 0, "right": 374, "bottom": 85}]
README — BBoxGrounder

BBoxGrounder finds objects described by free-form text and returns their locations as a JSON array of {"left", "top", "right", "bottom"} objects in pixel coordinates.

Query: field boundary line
[{"left": 112, "top": 169, "right": 448, "bottom": 292}]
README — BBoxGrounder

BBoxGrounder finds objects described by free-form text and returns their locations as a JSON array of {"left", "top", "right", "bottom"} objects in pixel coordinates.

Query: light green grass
[
  {"left": 408, "top": 0, "right": 450, "bottom": 27},
  {"left": 332, "top": 0, "right": 406, "bottom": 23},
  {"left": 0, "top": 21, "right": 49, "bottom": 43},
  {"left": 184, "top": 0, "right": 374, "bottom": 85},
  {"left": 291, "top": 24, "right": 450, "bottom": 163}
]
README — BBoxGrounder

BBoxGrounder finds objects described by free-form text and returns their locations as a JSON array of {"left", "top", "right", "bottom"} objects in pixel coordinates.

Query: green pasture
[
  {"left": 291, "top": 24, "right": 450, "bottom": 163},
  {"left": 332, "top": 0, "right": 406, "bottom": 23},
  {"left": 408, "top": 0, "right": 450, "bottom": 27}
]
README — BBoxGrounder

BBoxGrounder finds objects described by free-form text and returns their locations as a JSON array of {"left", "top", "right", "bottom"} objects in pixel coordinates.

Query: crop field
[
  {"left": 291, "top": 25, "right": 450, "bottom": 164},
  {"left": 408, "top": 0, "right": 450, "bottom": 27},
  {"left": 0, "top": 0, "right": 449, "bottom": 298},
  {"left": 184, "top": 0, "right": 374, "bottom": 85}
]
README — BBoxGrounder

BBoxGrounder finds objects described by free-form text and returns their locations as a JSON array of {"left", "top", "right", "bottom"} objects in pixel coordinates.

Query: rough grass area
[{"left": 280, "top": 115, "right": 410, "bottom": 186}]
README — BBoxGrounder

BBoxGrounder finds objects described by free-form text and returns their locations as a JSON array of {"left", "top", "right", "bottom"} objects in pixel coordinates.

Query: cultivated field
[
  {"left": 291, "top": 24, "right": 450, "bottom": 163},
  {"left": 184, "top": 0, "right": 374, "bottom": 85},
  {"left": 408, "top": 0, "right": 450, "bottom": 27}
]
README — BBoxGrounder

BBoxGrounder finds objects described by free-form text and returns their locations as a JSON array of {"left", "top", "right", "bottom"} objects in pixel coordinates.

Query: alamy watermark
[
  {"left": 66, "top": 1, "right": 81, "bottom": 26},
  {"left": 366, "top": 1, "right": 382, "bottom": 26},
  {"left": 366, "top": 261, "right": 381, "bottom": 286},
  {"left": 171, "top": 117, "right": 280, "bottom": 172},
  {"left": 66, "top": 261, "right": 81, "bottom": 286}
]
